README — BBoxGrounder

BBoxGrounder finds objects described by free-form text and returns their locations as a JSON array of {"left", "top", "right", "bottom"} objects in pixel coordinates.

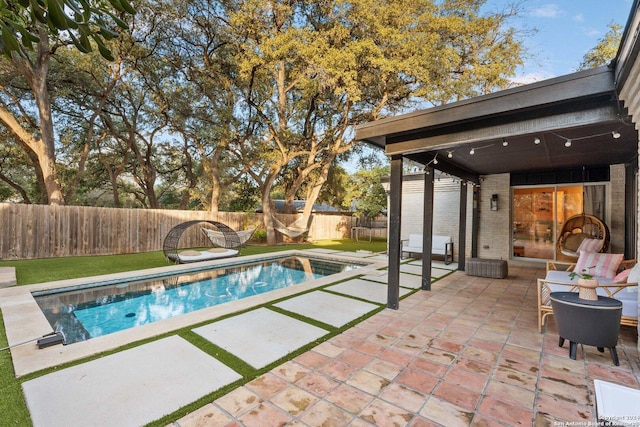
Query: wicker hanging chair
[
  {"left": 556, "top": 214, "right": 610, "bottom": 258},
  {"left": 163, "top": 220, "right": 241, "bottom": 263}
]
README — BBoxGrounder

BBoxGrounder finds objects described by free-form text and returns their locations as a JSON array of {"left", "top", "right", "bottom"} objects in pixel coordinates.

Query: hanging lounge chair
[
  {"left": 201, "top": 227, "right": 255, "bottom": 247},
  {"left": 556, "top": 213, "right": 610, "bottom": 258},
  {"left": 163, "top": 220, "right": 241, "bottom": 264},
  {"left": 272, "top": 215, "right": 308, "bottom": 238}
]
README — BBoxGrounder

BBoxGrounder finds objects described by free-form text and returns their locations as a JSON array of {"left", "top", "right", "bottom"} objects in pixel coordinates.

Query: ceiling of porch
[{"left": 355, "top": 66, "right": 638, "bottom": 182}]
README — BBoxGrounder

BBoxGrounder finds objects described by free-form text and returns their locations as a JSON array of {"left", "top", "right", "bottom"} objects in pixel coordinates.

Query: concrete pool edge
[{"left": 0, "top": 250, "right": 387, "bottom": 377}]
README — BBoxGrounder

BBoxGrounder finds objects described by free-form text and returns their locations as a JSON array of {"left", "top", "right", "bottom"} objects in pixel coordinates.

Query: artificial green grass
[
  {"left": 0, "top": 238, "right": 388, "bottom": 286},
  {"left": 0, "top": 238, "right": 389, "bottom": 426},
  {"left": 0, "top": 314, "right": 32, "bottom": 426}
]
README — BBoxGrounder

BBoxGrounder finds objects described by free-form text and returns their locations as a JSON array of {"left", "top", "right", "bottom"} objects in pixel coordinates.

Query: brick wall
[
  {"left": 476, "top": 174, "right": 511, "bottom": 260},
  {"left": 609, "top": 164, "right": 626, "bottom": 254}
]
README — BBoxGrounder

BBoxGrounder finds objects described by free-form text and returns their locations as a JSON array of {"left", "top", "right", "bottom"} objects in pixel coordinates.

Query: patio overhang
[{"left": 355, "top": 66, "right": 637, "bottom": 181}]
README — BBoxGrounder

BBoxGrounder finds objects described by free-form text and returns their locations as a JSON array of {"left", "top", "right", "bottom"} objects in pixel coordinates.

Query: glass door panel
[
  {"left": 512, "top": 184, "right": 607, "bottom": 261},
  {"left": 513, "top": 187, "right": 555, "bottom": 260}
]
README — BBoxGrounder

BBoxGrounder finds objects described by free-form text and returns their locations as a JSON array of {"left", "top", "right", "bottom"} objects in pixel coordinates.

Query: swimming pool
[{"left": 34, "top": 255, "right": 365, "bottom": 344}]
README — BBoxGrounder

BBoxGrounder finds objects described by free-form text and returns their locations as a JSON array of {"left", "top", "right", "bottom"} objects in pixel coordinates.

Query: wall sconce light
[{"left": 491, "top": 194, "right": 499, "bottom": 211}]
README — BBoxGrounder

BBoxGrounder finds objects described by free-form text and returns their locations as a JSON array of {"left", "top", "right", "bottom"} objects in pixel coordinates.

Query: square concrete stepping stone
[
  {"left": 400, "top": 264, "right": 452, "bottom": 279},
  {"left": 325, "top": 279, "right": 412, "bottom": 304},
  {"left": 360, "top": 272, "right": 389, "bottom": 283},
  {"left": 274, "top": 291, "right": 378, "bottom": 327},
  {"left": 432, "top": 267, "right": 452, "bottom": 278},
  {"left": 365, "top": 254, "right": 389, "bottom": 261},
  {"left": 400, "top": 264, "right": 423, "bottom": 275},
  {"left": 22, "top": 336, "right": 241, "bottom": 427},
  {"left": 193, "top": 308, "right": 328, "bottom": 369},
  {"left": 305, "top": 248, "right": 341, "bottom": 254},
  {"left": 360, "top": 272, "right": 423, "bottom": 289},
  {"left": 333, "top": 251, "right": 375, "bottom": 258}
]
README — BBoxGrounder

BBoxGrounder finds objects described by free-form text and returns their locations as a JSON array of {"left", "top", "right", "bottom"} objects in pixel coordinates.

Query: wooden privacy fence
[{"left": 0, "top": 203, "right": 360, "bottom": 260}]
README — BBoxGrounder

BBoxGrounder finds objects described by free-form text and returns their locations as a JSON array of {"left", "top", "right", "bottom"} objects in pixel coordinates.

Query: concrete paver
[
  {"left": 22, "top": 336, "right": 241, "bottom": 427},
  {"left": 274, "top": 290, "right": 379, "bottom": 327},
  {"left": 193, "top": 307, "right": 328, "bottom": 369},
  {"left": 325, "top": 278, "right": 412, "bottom": 304}
]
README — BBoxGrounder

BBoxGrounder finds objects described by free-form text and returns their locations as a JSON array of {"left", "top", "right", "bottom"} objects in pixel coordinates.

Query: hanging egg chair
[{"left": 556, "top": 213, "right": 609, "bottom": 258}]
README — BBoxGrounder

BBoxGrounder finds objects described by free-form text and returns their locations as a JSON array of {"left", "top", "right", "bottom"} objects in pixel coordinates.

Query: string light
[
  {"left": 534, "top": 137, "right": 541, "bottom": 144},
  {"left": 565, "top": 139, "right": 572, "bottom": 147},
  {"left": 612, "top": 131, "right": 621, "bottom": 139},
  {"left": 502, "top": 139, "right": 508, "bottom": 147},
  {"left": 470, "top": 148, "right": 475, "bottom": 155}
]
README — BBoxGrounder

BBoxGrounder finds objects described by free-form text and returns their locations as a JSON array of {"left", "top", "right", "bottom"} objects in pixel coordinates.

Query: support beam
[
  {"left": 387, "top": 155, "right": 403, "bottom": 309},
  {"left": 422, "top": 166, "right": 435, "bottom": 290},
  {"left": 458, "top": 181, "right": 468, "bottom": 271},
  {"left": 625, "top": 161, "right": 637, "bottom": 260},
  {"left": 472, "top": 185, "right": 480, "bottom": 259}
]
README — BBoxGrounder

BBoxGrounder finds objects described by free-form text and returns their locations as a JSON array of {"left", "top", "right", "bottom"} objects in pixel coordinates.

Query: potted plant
[{"left": 568, "top": 266, "right": 599, "bottom": 300}]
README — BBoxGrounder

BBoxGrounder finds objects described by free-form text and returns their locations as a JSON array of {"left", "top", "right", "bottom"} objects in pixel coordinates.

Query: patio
[{"left": 173, "top": 262, "right": 640, "bottom": 426}]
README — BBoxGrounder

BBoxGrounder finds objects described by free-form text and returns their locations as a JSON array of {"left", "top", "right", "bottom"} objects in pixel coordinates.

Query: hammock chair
[
  {"left": 556, "top": 213, "right": 610, "bottom": 258},
  {"left": 202, "top": 227, "right": 255, "bottom": 247},
  {"left": 163, "top": 220, "right": 241, "bottom": 264},
  {"left": 272, "top": 215, "right": 308, "bottom": 238}
]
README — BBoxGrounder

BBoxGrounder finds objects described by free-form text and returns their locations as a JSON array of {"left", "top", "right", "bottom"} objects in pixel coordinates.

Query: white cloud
[
  {"left": 510, "top": 71, "right": 557, "bottom": 85},
  {"left": 586, "top": 28, "right": 601, "bottom": 37},
  {"left": 529, "top": 4, "right": 565, "bottom": 18},
  {"left": 573, "top": 13, "right": 585, "bottom": 22}
]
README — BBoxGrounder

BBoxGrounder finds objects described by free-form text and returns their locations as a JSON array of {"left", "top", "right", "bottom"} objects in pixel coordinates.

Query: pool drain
[{"left": 125, "top": 312, "right": 136, "bottom": 318}]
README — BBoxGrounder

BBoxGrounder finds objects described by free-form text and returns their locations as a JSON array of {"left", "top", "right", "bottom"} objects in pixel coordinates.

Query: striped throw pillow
[
  {"left": 574, "top": 251, "right": 623, "bottom": 280},
  {"left": 576, "top": 238, "right": 602, "bottom": 253}
]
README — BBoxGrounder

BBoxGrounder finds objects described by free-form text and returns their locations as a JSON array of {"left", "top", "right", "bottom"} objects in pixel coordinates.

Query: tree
[
  {"left": 229, "top": 0, "right": 524, "bottom": 244},
  {"left": 578, "top": 23, "right": 622, "bottom": 70},
  {"left": 0, "top": 0, "right": 134, "bottom": 204},
  {"left": 343, "top": 166, "right": 389, "bottom": 218}
]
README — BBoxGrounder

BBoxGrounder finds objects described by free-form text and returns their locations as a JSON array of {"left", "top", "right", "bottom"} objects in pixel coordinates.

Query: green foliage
[
  {"left": 0, "top": 0, "right": 135, "bottom": 60},
  {"left": 578, "top": 23, "right": 622, "bottom": 70},
  {"left": 1, "top": 0, "right": 526, "bottom": 210},
  {"left": 220, "top": 177, "right": 261, "bottom": 212},
  {"left": 343, "top": 165, "right": 390, "bottom": 217}
]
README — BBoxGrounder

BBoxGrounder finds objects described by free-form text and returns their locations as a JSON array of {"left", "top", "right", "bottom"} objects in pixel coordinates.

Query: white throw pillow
[{"left": 627, "top": 263, "right": 640, "bottom": 284}]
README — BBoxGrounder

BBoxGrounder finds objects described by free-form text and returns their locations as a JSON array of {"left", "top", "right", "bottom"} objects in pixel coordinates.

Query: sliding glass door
[{"left": 512, "top": 184, "right": 607, "bottom": 260}]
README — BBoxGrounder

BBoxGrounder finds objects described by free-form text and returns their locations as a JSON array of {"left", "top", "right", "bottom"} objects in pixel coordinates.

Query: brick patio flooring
[{"left": 171, "top": 265, "right": 640, "bottom": 427}]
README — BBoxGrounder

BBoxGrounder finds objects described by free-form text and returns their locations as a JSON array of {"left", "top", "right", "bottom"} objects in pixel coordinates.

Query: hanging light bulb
[
  {"left": 502, "top": 139, "right": 508, "bottom": 147},
  {"left": 565, "top": 139, "right": 572, "bottom": 147},
  {"left": 612, "top": 131, "right": 621, "bottom": 139},
  {"left": 433, "top": 158, "right": 438, "bottom": 164},
  {"left": 470, "top": 148, "right": 475, "bottom": 155},
  {"left": 534, "top": 137, "right": 541, "bottom": 144},
  {"left": 447, "top": 151, "right": 453, "bottom": 158}
]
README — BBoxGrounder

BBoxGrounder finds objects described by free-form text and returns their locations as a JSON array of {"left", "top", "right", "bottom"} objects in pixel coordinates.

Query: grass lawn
[
  {"left": 0, "top": 239, "right": 388, "bottom": 426},
  {"left": 0, "top": 238, "right": 388, "bottom": 286}
]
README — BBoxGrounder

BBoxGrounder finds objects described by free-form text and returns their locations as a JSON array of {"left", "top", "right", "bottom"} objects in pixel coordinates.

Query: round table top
[{"left": 550, "top": 291, "right": 622, "bottom": 308}]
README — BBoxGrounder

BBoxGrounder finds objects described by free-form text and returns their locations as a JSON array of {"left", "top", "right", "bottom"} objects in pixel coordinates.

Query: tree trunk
[{"left": 4, "top": 30, "right": 65, "bottom": 205}]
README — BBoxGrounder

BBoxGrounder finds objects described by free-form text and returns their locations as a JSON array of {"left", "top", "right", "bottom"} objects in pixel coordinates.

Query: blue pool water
[{"left": 34, "top": 255, "right": 362, "bottom": 344}]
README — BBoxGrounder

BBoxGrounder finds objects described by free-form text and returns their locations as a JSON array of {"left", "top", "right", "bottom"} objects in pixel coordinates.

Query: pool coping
[{"left": 0, "top": 250, "right": 387, "bottom": 377}]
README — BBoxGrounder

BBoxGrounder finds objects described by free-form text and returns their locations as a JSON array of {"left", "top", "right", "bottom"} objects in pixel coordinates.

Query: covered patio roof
[{"left": 356, "top": 66, "right": 637, "bottom": 181}]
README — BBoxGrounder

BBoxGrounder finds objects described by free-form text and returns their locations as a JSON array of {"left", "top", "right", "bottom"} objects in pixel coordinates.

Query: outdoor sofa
[
  {"left": 537, "top": 252, "right": 638, "bottom": 332},
  {"left": 401, "top": 234, "right": 453, "bottom": 264}
]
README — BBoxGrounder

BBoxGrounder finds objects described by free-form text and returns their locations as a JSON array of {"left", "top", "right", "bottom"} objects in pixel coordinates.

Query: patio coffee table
[{"left": 550, "top": 292, "right": 622, "bottom": 365}]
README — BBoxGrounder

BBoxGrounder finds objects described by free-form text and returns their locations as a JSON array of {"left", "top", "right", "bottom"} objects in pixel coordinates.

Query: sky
[
  {"left": 346, "top": 1, "right": 636, "bottom": 172},
  {"left": 499, "top": 0, "right": 634, "bottom": 83}
]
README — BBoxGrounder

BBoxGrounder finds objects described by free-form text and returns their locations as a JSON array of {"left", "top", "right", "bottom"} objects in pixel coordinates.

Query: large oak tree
[{"left": 0, "top": 0, "right": 134, "bottom": 204}]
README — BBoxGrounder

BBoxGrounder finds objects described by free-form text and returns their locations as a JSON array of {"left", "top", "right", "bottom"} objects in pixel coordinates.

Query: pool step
[{"left": 0, "top": 267, "right": 16, "bottom": 288}]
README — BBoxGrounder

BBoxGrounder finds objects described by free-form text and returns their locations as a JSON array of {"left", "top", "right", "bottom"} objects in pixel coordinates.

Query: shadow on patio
[{"left": 174, "top": 264, "right": 640, "bottom": 426}]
